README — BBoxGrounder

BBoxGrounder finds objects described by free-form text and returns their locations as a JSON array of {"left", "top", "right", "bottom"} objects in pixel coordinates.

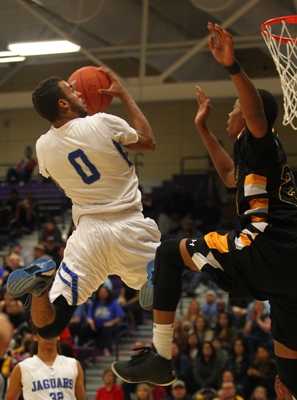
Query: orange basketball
[{"left": 67, "top": 66, "right": 112, "bottom": 115}]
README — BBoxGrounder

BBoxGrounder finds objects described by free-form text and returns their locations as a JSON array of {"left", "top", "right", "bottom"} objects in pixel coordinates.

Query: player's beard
[{"left": 68, "top": 98, "right": 88, "bottom": 118}]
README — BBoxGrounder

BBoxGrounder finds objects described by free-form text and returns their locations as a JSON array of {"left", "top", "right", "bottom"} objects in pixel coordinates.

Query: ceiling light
[
  {"left": 0, "top": 57, "right": 26, "bottom": 63},
  {"left": 8, "top": 40, "right": 81, "bottom": 56},
  {"left": 0, "top": 51, "right": 19, "bottom": 57}
]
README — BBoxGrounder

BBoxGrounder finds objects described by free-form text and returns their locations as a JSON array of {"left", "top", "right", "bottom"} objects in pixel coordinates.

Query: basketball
[{"left": 67, "top": 66, "right": 112, "bottom": 115}]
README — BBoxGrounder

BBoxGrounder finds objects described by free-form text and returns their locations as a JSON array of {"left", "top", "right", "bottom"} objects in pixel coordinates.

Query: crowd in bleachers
[{"left": 0, "top": 176, "right": 278, "bottom": 400}]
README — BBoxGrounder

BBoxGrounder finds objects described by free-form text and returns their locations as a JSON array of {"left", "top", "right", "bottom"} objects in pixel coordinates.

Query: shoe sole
[
  {"left": 139, "top": 280, "right": 153, "bottom": 311},
  {"left": 111, "top": 362, "right": 177, "bottom": 386},
  {"left": 7, "top": 259, "right": 56, "bottom": 298}
]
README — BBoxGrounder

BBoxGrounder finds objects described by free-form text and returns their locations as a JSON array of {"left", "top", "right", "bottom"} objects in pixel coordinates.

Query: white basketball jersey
[
  {"left": 20, "top": 355, "right": 78, "bottom": 400},
  {"left": 36, "top": 113, "right": 142, "bottom": 225}
]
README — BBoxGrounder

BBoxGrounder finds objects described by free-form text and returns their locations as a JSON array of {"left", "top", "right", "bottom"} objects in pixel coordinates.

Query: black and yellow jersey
[{"left": 234, "top": 125, "right": 297, "bottom": 230}]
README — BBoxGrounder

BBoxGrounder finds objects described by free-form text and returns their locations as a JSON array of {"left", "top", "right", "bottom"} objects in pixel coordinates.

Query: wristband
[{"left": 225, "top": 59, "right": 241, "bottom": 75}]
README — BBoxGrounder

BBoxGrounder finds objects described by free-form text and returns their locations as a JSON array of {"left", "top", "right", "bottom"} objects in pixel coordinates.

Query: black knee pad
[
  {"left": 35, "top": 295, "right": 77, "bottom": 339},
  {"left": 153, "top": 239, "right": 185, "bottom": 311}
]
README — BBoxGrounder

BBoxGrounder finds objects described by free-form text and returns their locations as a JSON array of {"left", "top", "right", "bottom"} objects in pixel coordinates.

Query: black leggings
[{"left": 36, "top": 295, "right": 77, "bottom": 339}]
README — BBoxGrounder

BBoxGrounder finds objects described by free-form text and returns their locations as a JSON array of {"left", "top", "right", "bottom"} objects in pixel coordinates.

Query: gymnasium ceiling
[{"left": 1, "top": 0, "right": 297, "bottom": 108}]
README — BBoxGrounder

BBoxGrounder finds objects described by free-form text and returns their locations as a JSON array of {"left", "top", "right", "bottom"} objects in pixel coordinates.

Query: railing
[{"left": 180, "top": 153, "right": 297, "bottom": 175}]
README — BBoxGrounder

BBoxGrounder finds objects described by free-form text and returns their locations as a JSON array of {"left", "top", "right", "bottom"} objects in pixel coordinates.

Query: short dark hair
[
  {"left": 257, "top": 89, "right": 278, "bottom": 126},
  {"left": 32, "top": 76, "right": 66, "bottom": 122}
]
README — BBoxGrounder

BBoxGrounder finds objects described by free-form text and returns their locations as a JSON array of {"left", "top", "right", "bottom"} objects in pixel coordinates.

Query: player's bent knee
[
  {"left": 153, "top": 239, "right": 185, "bottom": 311},
  {"left": 156, "top": 239, "right": 184, "bottom": 267},
  {"left": 35, "top": 295, "right": 77, "bottom": 339},
  {"left": 275, "top": 355, "right": 297, "bottom": 398}
]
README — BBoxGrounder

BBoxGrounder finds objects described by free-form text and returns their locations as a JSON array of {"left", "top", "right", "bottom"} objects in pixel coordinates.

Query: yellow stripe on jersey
[
  {"left": 244, "top": 174, "right": 267, "bottom": 196},
  {"left": 204, "top": 232, "right": 229, "bottom": 253},
  {"left": 249, "top": 198, "right": 269, "bottom": 210},
  {"left": 239, "top": 233, "right": 252, "bottom": 247},
  {"left": 251, "top": 215, "right": 267, "bottom": 223}
]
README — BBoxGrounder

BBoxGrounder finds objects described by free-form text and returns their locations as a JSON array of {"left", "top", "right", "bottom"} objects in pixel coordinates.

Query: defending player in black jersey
[{"left": 112, "top": 23, "right": 297, "bottom": 398}]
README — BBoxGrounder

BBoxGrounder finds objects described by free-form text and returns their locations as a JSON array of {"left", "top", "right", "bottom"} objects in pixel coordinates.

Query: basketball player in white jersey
[
  {"left": 4, "top": 331, "right": 86, "bottom": 400},
  {"left": 7, "top": 66, "right": 160, "bottom": 339}
]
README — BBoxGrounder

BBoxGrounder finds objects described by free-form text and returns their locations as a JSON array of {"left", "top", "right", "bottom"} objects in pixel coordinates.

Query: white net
[{"left": 262, "top": 20, "right": 297, "bottom": 130}]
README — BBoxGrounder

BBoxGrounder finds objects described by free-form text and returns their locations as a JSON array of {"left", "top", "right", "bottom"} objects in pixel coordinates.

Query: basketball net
[{"left": 262, "top": 19, "right": 297, "bottom": 130}]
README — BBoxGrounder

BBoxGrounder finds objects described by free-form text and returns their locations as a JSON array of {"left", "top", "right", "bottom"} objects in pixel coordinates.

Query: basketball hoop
[{"left": 261, "top": 15, "right": 297, "bottom": 130}]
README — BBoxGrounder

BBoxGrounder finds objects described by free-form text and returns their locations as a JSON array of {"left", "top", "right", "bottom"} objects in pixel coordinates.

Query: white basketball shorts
[{"left": 49, "top": 209, "right": 161, "bottom": 306}]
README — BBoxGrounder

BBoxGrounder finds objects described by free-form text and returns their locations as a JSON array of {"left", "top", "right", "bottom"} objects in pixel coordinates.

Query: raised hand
[
  {"left": 97, "top": 67, "right": 126, "bottom": 98},
  {"left": 195, "top": 86, "right": 212, "bottom": 130},
  {"left": 207, "top": 22, "right": 235, "bottom": 67}
]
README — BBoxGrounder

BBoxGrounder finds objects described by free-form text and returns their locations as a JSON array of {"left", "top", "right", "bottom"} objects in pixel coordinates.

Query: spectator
[
  {"left": 15, "top": 190, "right": 38, "bottom": 233},
  {"left": 5, "top": 299, "right": 27, "bottom": 332},
  {"left": 191, "top": 197, "right": 221, "bottom": 235},
  {"left": 215, "top": 299, "right": 238, "bottom": 328},
  {"left": 219, "top": 381, "right": 244, "bottom": 400},
  {"left": 194, "top": 387, "right": 218, "bottom": 400},
  {"left": 33, "top": 243, "right": 53, "bottom": 262},
  {"left": 2, "top": 189, "right": 19, "bottom": 228},
  {"left": 247, "top": 343, "right": 277, "bottom": 399},
  {"left": 211, "top": 337, "right": 229, "bottom": 369},
  {"left": 157, "top": 185, "right": 192, "bottom": 236},
  {"left": 118, "top": 282, "right": 143, "bottom": 327},
  {"left": 193, "top": 341, "right": 222, "bottom": 391},
  {"left": 221, "top": 370, "right": 236, "bottom": 384},
  {"left": 185, "top": 333, "right": 200, "bottom": 363},
  {"left": 243, "top": 301, "right": 272, "bottom": 349},
  {"left": 169, "top": 380, "right": 192, "bottom": 400},
  {"left": 10, "top": 241, "right": 33, "bottom": 267},
  {"left": 85, "top": 285, "right": 125, "bottom": 356},
  {"left": 59, "top": 326, "right": 77, "bottom": 358},
  {"left": 136, "top": 383, "right": 154, "bottom": 400},
  {"left": 201, "top": 291, "right": 217, "bottom": 329},
  {"left": 40, "top": 216, "right": 62, "bottom": 250},
  {"left": 171, "top": 342, "right": 193, "bottom": 393},
  {"left": 213, "top": 312, "right": 238, "bottom": 351},
  {"left": 193, "top": 314, "right": 214, "bottom": 343},
  {"left": 6, "top": 146, "right": 36, "bottom": 184},
  {"left": 8, "top": 253, "right": 21, "bottom": 272},
  {"left": 0, "top": 287, "right": 24, "bottom": 314},
  {"left": 217, "top": 191, "right": 240, "bottom": 231},
  {"left": 183, "top": 299, "right": 203, "bottom": 332},
  {"left": 68, "top": 303, "right": 88, "bottom": 346},
  {"left": 173, "top": 318, "right": 188, "bottom": 353},
  {"left": 225, "top": 338, "right": 252, "bottom": 398},
  {"left": 95, "top": 368, "right": 124, "bottom": 400},
  {"left": 175, "top": 218, "right": 203, "bottom": 241},
  {"left": 150, "top": 384, "right": 168, "bottom": 400},
  {"left": 250, "top": 386, "right": 268, "bottom": 400}
]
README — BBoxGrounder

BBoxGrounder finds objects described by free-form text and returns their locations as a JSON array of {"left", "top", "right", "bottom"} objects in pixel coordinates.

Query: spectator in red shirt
[
  {"left": 150, "top": 384, "right": 168, "bottom": 400},
  {"left": 95, "top": 369, "right": 124, "bottom": 400},
  {"left": 59, "top": 326, "right": 77, "bottom": 358},
  {"left": 6, "top": 146, "right": 36, "bottom": 184}
]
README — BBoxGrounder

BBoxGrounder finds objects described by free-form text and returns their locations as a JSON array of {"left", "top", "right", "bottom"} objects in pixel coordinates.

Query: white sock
[{"left": 152, "top": 323, "right": 174, "bottom": 360}]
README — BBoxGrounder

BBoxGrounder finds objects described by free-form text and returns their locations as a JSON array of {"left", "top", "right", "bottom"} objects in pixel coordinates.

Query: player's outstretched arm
[
  {"left": 195, "top": 86, "right": 236, "bottom": 188},
  {"left": 208, "top": 22, "right": 268, "bottom": 139},
  {"left": 98, "top": 67, "right": 156, "bottom": 153},
  {"left": 75, "top": 361, "right": 87, "bottom": 400},
  {"left": 4, "top": 364, "right": 22, "bottom": 400}
]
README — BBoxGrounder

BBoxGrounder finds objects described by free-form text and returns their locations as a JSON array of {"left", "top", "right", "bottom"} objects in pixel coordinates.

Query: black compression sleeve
[{"left": 35, "top": 295, "right": 77, "bottom": 339}]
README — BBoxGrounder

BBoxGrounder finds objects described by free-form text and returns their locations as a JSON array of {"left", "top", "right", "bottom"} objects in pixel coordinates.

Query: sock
[{"left": 152, "top": 323, "right": 174, "bottom": 360}]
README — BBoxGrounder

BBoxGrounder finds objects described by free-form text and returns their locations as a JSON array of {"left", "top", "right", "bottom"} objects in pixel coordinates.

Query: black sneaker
[
  {"left": 7, "top": 257, "right": 56, "bottom": 298},
  {"left": 111, "top": 345, "right": 177, "bottom": 386}
]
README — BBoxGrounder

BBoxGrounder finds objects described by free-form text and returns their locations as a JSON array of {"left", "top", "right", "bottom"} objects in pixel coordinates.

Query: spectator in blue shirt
[{"left": 85, "top": 285, "right": 124, "bottom": 356}]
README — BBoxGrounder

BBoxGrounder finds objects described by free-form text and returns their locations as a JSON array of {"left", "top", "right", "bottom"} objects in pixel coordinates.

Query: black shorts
[{"left": 185, "top": 223, "right": 297, "bottom": 350}]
